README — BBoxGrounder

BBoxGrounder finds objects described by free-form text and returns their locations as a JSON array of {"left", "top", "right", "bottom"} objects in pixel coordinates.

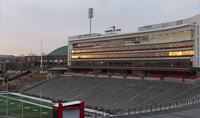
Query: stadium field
[{"left": 0, "top": 93, "right": 52, "bottom": 118}]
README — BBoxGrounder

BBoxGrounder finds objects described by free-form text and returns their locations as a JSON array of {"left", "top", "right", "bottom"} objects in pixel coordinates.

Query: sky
[{"left": 0, "top": 0, "right": 199, "bottom": 56}]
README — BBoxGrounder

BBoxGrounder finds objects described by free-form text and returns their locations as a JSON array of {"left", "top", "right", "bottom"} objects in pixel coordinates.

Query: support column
[
  {"left": 58, "top": 101, "right": 63, "bottom": 118},
  {"left": 80, "top": 101, "right": 85, "bottom": 118}
]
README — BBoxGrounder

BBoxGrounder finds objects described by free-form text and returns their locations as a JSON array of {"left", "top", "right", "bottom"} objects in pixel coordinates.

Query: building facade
[
  {"left": 68, "top": 15, "right": 200, "bottom": 79},
  {"left": 25, "top": 46, "right": 68, "bottom": 69},
  {"left": 25, "top": 55, "right": 68, "bottom": 68}
]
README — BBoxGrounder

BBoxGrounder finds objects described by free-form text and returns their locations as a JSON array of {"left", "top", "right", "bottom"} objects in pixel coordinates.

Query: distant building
[
  {"left": 68, "top": 15, "right": 200, "bottom": 79},
  {"left": 25, "top": 46, "right": 68, "bottom": 68},
  {"left": 0, "top": 55, "right": 17, "bottom": 71},
  {"left": 0, "top": 62, "right": 6, "bottom": 71},
  {"left": 0, "top": 55, "right": 16, "bottom": 62}
]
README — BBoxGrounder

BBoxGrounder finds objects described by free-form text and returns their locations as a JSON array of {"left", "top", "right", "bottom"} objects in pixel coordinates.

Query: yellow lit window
[
  {"left": 169, "top": 50, "right": 194, "bottom": 56},
  {"left": 71, "top": 55, "right": 80, "bottom": 59}
]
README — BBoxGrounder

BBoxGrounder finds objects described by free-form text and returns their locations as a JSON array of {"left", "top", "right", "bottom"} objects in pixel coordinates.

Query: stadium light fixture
[{"left": 88, "top": 8, "right": 94, "bottom": 36}]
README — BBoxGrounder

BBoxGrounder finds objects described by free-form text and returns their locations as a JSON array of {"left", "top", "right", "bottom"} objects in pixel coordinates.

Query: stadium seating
[
  {"left": 25, "top": 76, "right": 200, "bottom": 114},
  {"left": 147, "top": 72, "right": 163, "bottom": 78},
  {"left": 127, "top": 73, "right": 144, "bottom": 78},
  {"left": 166, "top": 73, "right": 188, "bottom": 79}
]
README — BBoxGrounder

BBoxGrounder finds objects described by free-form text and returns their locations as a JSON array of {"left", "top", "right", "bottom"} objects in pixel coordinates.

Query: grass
[{"left": 0, "top": 94, "right": 52, "bottom": 118}]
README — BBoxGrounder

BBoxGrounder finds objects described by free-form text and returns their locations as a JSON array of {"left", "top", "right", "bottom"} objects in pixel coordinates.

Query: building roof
[
  {"left": 54, "top": 101, "right": 81, "bottom": 107},
  {"left": 69, "top": 15, "right": 200, "bottom": 42},
  {"left": 48, "top": 46, "right": 68, "bottom": 56},
  {"left": 69, "top": 24, "right": 193, "bottom": 42}
]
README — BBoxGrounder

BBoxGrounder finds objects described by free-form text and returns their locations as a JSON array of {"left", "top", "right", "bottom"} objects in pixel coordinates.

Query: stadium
[{"left": 2, "top": 15, "right": 200, "bottom": 118}]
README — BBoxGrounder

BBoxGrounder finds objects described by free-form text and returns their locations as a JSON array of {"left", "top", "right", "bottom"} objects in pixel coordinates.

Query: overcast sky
[{"left": 0, "top": 0, "right": 199, "bottom": 56}]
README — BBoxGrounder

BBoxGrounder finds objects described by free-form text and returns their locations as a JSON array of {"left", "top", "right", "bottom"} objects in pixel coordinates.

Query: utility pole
[{"left": 198, "top": 0, "right": 200, "bottom": 15}]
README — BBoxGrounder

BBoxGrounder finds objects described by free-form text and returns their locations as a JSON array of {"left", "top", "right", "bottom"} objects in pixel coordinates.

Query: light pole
[
  {"left": 21, "top": 84, "right": 24, "bottom": 118},
  {"left": 88, "top": 8, "right": 94, "bottom": 36},
  {"left": 40, "top": 89, "right": 42, "bottom": 118},
  {"left": 40, "top": 40, "right": 43, "bottom": 70},
  {"left": 4, "top": 75, "right": 9, "bottom": 117},
  {"left": 6, "top": 76, "right": 8, "bottom": 117},
  {"left": 0, "top": 0, "right": 2, "bottom": 32}
]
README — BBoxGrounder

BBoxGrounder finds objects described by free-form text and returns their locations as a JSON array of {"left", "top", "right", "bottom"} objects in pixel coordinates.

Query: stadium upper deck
[{"left": 68, "top": 15, "right": 200, "bottom": 78}]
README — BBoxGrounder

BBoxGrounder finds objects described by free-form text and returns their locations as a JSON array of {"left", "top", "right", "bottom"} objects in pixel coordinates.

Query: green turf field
[{"left": 0, "top": 93, "right": 52, "bottom": 118}]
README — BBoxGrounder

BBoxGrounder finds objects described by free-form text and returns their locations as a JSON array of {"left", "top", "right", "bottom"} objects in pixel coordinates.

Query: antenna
[{"left": 88, "top": 8, "right": 94, "bottom": 36}]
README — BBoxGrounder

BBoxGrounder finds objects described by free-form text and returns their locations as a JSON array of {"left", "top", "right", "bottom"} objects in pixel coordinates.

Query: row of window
[
  {"left": 72, "top": 41, "right": 193, "bottom": 54},
  {"left": 71, "top": 60, "right": 192, "bottom": 67},
  {"left": 71, "top": 50, "right": 194, "bottom": 59},
  {"left": 148, "top": 30, "right": 192, "bottom": 40},
  {"left": 73, "top": 30, "right": 193, "bottom": 48}
]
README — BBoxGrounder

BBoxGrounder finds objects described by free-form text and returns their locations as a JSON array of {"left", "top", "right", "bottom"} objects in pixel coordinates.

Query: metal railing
[
  {"left": 111, "top": 93, "right": 200, "bottom": 117},
  {"left": 84, "top": 93, "right": 200, "bottom": 117}
]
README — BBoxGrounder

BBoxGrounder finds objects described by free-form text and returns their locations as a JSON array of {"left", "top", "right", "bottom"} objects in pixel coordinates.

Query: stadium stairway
[{"left": 139, "top": 83, "right": 193, "bottom": 106}]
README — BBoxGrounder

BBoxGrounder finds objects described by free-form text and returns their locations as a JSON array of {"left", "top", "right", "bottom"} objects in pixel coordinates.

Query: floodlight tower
[
  {"left": 199, "top": 0, "right": 200, "bottom": 15},
  {"left": 88, "top": 8, "right": 94, "bottom": 36}
]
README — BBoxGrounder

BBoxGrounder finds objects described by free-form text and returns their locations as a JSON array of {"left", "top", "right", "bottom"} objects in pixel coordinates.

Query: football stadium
[{"left": 2, "top": 15, "right": 200, "bottom": 118}]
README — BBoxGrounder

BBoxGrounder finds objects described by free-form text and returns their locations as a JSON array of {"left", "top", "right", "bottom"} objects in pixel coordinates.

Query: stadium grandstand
[
  {"left": 68, "top": 15, "right": 200, "bottom": 82},
  {"left": 25, "top": 75, "right": 200, "bottom": 117}
]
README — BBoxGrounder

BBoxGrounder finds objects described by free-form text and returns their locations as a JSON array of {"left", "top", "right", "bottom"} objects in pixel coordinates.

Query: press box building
[{"left": 68, "top": 15, "right": 200, "bottom": 79}]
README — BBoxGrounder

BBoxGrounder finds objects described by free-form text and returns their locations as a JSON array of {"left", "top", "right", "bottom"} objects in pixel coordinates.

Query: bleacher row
[
  {"left": 24, "top": 76, "right": 199, "bottom": 114},
  {"left": 8, "top": 71, "right": 33, "bottom": 84},
  {"left": 0, "top": 84, "right": 19, "bottom": 91},
  {"left": 117, "top": 84, "right": 200, "bottom": 114},
  {"left": 0, "top": 71, "right": 34, "bottom": 92},
  {"left": 70, "top": 71, "right": 199, "bottom": 83}
]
